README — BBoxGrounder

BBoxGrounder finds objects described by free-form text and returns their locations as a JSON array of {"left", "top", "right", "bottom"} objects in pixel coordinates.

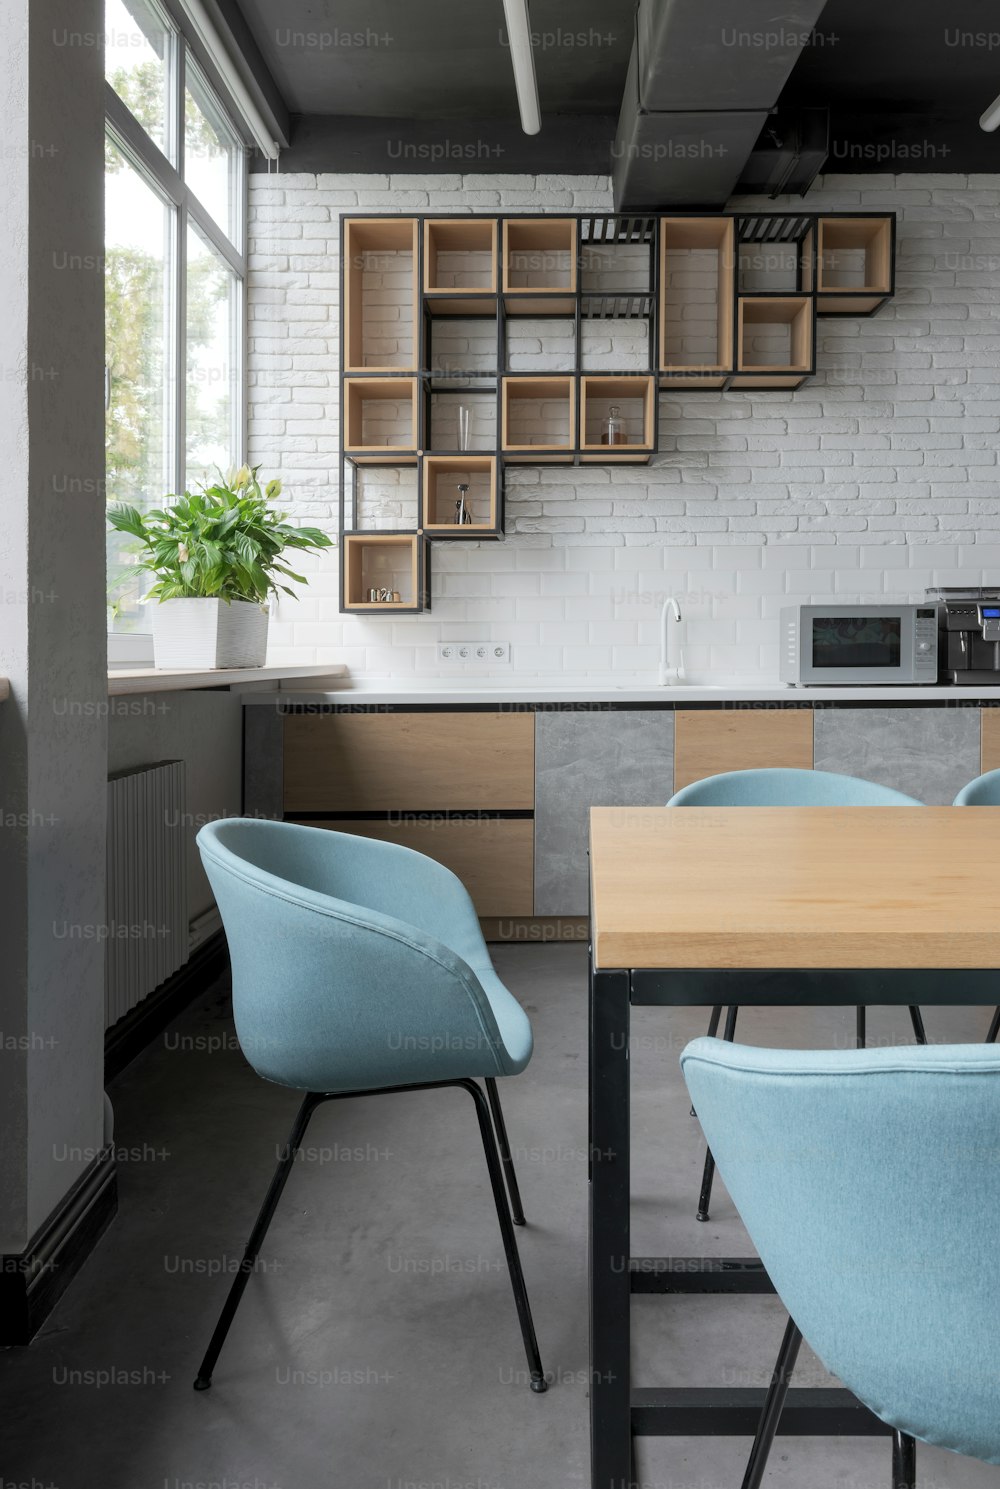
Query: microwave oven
[{"left": 779, "top": 604, "right": 940, "bottom": 685}]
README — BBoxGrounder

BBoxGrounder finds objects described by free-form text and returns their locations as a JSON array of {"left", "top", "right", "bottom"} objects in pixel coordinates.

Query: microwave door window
[{"left": 812, "top": 616, "right": 902, "bottom": 669}]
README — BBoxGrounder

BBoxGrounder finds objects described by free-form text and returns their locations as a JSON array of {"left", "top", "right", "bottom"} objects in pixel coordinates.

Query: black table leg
[{"left": 590, "top": 957, "right": 632, "bottom": 1489}]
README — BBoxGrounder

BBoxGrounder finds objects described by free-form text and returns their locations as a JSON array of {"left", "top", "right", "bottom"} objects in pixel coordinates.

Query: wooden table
[{"left": 588, "top": 806, "right": 1000, "bottom": 1489}]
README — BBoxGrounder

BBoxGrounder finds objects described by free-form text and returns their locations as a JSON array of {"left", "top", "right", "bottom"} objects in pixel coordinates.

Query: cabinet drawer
[
  {"left": 673, "top": 708, "right": 813, "bottom": 791},
  {"left": 283, "top": 712, "right": 534, "bottom": 813},
  {"left": 982, "top": 708, "right": 1000, "bottom": 774},
  {"left": 295, "top": 818, "right": 534, "bottom": 918}
]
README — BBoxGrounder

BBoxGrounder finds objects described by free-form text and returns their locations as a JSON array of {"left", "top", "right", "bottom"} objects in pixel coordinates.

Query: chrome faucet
[{"left": 659, "top": 597, "right": 685, "bottom": 686}]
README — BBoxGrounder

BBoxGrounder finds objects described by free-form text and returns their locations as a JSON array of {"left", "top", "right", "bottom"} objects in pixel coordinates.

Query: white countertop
[
  {"left": 242, "top": 674, "right": 1000, "bottom": 706},
  {"left": 107, "top": 663, "right": 348, "bottom": 696}
]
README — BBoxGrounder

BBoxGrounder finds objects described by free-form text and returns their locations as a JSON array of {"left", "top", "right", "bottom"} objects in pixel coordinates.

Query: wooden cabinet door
[
  {"left": 673, "top": 708, "right": 813, "bottom": 792},
  {"left": 283, "top": 711, "right": 534, "bottom": 813},
  {"left": 294, "top": 818, "right": 533, "bottom": 918},
  {"left": 981, "top": 708, "right": 1000, "bottom": 775}
]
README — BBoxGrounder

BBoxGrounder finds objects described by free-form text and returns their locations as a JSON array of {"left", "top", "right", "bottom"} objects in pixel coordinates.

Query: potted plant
[{"left": 108, "top": 466, "right": 332, "bottom": 669}]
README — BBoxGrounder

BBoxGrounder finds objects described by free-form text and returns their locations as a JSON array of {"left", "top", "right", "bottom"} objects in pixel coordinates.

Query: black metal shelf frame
[{"left": 338, "top": 210, "right": 896, "bottom": 613}]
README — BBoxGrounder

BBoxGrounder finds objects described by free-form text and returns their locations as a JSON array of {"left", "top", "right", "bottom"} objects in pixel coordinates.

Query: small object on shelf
[
  {"left": 457, "top": 404, "right": 471, "bottom": 451},
  {"left": 602, "top": 404, "right": 626, "bottom": 446},
  {"left": 455, "top": 482, "right": 473, "bottom": 525}
]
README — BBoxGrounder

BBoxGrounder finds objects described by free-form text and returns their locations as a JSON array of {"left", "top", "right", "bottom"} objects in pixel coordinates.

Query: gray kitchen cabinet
[
  {"left": 813, "top": 705, "right": 981, "bottom": 805},
  {"left": 534, "top": 709, "right": 674, "bottom": 916},
  {"left": 243, "top": 705, "right": 284, "bottom": 819}
]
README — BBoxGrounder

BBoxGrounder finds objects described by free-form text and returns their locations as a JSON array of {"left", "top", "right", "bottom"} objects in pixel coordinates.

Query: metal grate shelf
[
  {"left": 736, "top": 214, "right": 813, "bottom": 244},
  {"left": 580, "top": 215, "right": 657, "bottom": 244},
  {"left": 582, "top": 293, "right": 655, "bottom": 320}
]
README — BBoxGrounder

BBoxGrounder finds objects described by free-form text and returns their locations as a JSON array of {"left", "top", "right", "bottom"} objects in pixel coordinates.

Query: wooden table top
[{"left": 590, "top": 806, "right": 1000, "bottom": 971}]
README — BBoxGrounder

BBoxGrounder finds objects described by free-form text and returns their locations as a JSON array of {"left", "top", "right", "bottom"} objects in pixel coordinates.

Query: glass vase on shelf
[
  {"left": 601, "top": 403, "right": 626, "bottom": 446},
  {"left": 457, "top": 404, "right": 471, "bottom": 451}
]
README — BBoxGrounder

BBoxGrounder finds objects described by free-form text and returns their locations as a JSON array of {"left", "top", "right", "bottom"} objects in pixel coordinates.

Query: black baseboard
[
  {"left": 104, "top": 930, "right": 228, "bottom": 1082},
  {"left": 0, "top": 1147, "right": 118, "bottom": 1345}
]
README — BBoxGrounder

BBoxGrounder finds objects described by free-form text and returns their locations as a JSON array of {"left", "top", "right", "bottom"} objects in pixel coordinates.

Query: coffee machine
[{"left": 928, "top": 586, "right": 1000, "bottom": 684}]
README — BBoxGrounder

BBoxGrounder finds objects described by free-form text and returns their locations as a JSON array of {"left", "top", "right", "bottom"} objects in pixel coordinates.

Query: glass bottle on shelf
[
  {"left": 602, "top": 403, "right": 626, "bottom": 446},
  {"left": 454, "top": 482, "right": 473, "bottom": 525}
]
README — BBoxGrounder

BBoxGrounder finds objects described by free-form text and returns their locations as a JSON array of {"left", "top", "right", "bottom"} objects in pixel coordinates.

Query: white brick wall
[{"left": 248, "top": 171, "right": 1000, "bottom": 679}]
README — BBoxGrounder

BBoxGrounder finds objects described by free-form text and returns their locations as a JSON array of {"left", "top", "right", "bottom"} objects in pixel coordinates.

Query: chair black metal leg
[
  {"left": 697, "top": 1005, "right": 738, "bottom": 1222},
  {"left": 891, "top": 1429, "right": 916, "bottom": 1489},
  {"left": 856, "top": 1005, "right": 866, "bottom": 1049},
  {"left": 193, "top": 1091, "right": 322, "bottom": 1391},
  {"left": 908, "top": 1006, "right": 927, "bottom": 1045},
  {"left": 484, "top": 1077, "right": 526, "bottom": 1226},
  {"left": 987, "top": 1006, "right": 1000, "bottom": 1044},
  {"left": 458, "top": 1078, "right": 547, "bottom": 1393},
  {"left": 740, "top": 1316, "right": 803, "bottom": 1489},
  {"left": 691, "top": 1004, "right": 725, "bottom": 1115}
]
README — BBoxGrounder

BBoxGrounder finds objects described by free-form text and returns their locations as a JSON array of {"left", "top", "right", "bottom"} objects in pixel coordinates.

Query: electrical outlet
[{"left": 437, "top": 641, "right": 510, "bottom": 665}]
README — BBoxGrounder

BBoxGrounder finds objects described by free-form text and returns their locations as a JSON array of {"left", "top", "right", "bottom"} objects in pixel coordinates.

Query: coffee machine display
[{"left": 928, "top": 586, "right": 1000, "bottom": 684}]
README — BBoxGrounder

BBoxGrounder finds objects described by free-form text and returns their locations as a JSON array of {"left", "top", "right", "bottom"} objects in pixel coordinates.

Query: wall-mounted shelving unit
[{"left": 339, "top": 210, "right": 896, "bottom": 613}]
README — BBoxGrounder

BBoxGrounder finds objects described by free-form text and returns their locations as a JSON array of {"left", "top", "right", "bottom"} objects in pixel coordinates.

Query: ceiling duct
[
  {"left": 613, "top": 0, "right": 830, "bottom": 209},
  {"left": 735, "top": 106, "right": 829, "bottom": 196}
]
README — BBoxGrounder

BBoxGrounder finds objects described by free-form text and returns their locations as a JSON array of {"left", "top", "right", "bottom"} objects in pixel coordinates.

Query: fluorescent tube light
[
  {"left": 502, "top": 0, "right": 541, "bottom": 135},
  {"left": 178, "top": 0, "right": 281, "bottom": 159},
  {"left": 980, "top": 93, "right": 1000, "bottom": 131}
]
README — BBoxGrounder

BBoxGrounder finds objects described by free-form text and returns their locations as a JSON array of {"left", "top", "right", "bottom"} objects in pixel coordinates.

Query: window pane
[
  {"left": 105, "top": 137, "right": 174, "bottom": 630},
  {"left": 185, "top": 61, "right": 242, "bottom": 244},
  {"left": 105, "top": 0, "right": 173, "bottom": 160},
  {"left": 186, "top": 223, "right": 240, "bottom": 491}
]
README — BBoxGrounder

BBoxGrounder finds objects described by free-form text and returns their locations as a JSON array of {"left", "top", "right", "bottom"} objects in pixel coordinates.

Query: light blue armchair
[
  {"left": 682, "top": 1037, "right": 1000, "bottom": 1486},
  {"left": 667, "top": 767, "right": 927, "bottom": 1221},
  {"left": 192, "top": 818, "right": 546, "bottom": 1395}
]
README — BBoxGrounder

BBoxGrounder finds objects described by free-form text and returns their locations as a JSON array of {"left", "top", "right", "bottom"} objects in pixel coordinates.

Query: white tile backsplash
[{"left": 248, "top": 171, "right": 1000, "bottom": 679}]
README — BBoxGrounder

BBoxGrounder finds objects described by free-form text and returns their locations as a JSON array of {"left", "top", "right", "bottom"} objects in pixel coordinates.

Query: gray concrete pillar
[{"left": 0, "top": 0, "right": 112, "bottom": 1337}]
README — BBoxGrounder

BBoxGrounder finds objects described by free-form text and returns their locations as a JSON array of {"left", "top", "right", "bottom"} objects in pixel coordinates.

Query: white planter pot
[{"left": 151, "top": 598, "right": 269, "bottom": 670}]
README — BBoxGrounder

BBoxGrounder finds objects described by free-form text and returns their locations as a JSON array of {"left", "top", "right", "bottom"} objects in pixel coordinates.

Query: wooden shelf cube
[
  {"left": 422, "top": 455, "right": 499, "bottom": 535},
  {"left": 737, "top": 296, "right": 813, "bottom": 374},
  {"left": 502, "top": 218, "right": 577, "bottom": 314},
  {"left": 660, "top": 217, "right": 735, "bottom": 380},
  {"left": 817, "top": 216, "right": 892, "bottom": 312},
  {"left": 501, "top": 376, "right": 575, "bottom": 461},
  {"left": 344, "top": 377, "right": 420, "bottom": 460},
  {"left": 580, "top": 376, "right": 655, "bottom": 462},
  {"left": 423, "top": 219, "right": 498, "bottom": 298},
  {"left": 342, "top": 533, "right": 425, "bottom": 611},
  {"left": 343, "top": 219, "right": 419, "bottom": 373}
]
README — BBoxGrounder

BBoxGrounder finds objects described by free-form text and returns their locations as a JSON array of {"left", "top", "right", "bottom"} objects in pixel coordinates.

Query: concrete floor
[{"left": 2, "top": 944, "right": 999, "bottom": 1489}]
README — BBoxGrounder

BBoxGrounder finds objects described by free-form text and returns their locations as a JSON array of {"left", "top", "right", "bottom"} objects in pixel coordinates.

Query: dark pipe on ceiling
[{"left": 613, "top": 0, "right": 830, "bottom": 209}]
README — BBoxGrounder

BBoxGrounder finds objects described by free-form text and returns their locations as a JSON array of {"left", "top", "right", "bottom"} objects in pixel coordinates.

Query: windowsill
[{"left": 106, "top": 663, "right": 348, "bottom": 696}]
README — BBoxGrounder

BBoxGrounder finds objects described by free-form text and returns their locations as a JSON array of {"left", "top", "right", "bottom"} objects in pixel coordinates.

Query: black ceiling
[
  {"left": 230, "top": 0, "right": 635, "bottom": 118},
  {"left": 786, "top": 0, "right": 1000, "bottom": 172},
  {"left": 222, "top": 0, "right": 1000, "bottom": 177}
]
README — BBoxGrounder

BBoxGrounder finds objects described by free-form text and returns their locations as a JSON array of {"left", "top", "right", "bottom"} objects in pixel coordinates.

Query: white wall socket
[{"left": 437, "top": 641, "right": 510, "bottom": 664}]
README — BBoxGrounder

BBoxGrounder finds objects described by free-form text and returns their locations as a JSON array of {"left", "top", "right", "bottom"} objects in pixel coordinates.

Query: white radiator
[{"left": 105, "top": 761, "right": 188, "bottom": 1029}]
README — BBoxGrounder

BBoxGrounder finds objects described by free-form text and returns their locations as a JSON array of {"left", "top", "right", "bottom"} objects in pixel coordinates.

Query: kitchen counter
[
  {"left": 242, "top": 675, "right": 1000, "bottom": 706},
  {"left": 107, "top": 662, "right": 348, "bottom": 696}
]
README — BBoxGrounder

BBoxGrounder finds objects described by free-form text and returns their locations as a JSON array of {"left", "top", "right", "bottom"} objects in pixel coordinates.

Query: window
[
  {"left": 105, "top": 0, "right": 247, "bottom": 634},
  {"left": 105, "top": 141, "right": 174, "bottom": 628},
  {"left": 105, "top": 0, "right": 173, "bottom": 159},
  {"left": 185, "top": 62, "right": 243, "bottom": 245},
  {"left": 186, "top": 222, "right": 240, "bottom": 492}
]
